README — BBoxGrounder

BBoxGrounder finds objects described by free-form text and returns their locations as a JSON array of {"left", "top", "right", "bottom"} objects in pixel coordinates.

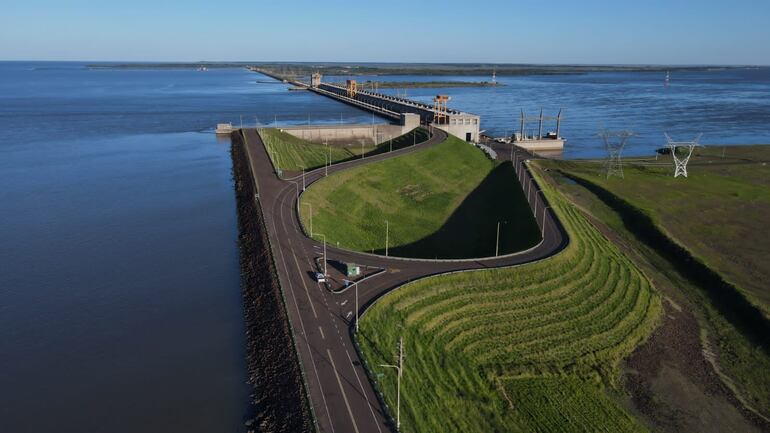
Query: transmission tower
[
  {"left": 601, "top": 130, "right": 633, "bottom": 179},
  {"left": 665, "top": 133, "right": 702, "bottom": 178}
]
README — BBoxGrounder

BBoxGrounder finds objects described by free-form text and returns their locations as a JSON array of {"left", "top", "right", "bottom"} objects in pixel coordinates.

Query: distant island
[{"left": 87, "top": 62, "right": 748, "bottom": 77}]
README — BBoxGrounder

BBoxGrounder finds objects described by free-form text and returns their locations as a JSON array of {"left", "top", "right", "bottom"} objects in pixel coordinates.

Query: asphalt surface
[{"left": 240, "top": 127, "right": 568, "bottom": 433}]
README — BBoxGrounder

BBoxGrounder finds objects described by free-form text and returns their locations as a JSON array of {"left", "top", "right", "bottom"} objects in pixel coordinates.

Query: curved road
[{"left": 241, "top": 127, "right": 567, "bottom": 433}]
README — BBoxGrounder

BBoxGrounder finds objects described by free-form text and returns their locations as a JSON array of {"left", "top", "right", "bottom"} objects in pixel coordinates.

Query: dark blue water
[
  {"left": 327, "top": 68, "right": 770, "bottom": 157},
  {"left": 0, "top": 62, "right": 373, "bottom": 433},
  {"left": 2, "top": 62, "right": 768, "bottom": 432}
]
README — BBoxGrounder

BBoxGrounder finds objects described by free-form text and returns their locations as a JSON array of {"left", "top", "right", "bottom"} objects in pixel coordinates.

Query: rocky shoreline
[{"left": 230, "top": 131, "right": 313, "bottom": 433}]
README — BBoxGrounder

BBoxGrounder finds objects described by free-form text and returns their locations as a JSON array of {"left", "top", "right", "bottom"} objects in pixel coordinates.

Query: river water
[
  {"left": 326, "top": 68, "right": 770, "bottom": 157},
  {"left": 0, "top": 62, "right": 372, "bottom": 433},
  {"left": 1, "top": 62, "right": 768, "bottom": 432}
]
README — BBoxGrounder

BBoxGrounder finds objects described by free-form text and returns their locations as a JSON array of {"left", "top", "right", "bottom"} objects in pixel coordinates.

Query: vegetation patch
[
  {"left": 539, "top": 148, "right": 770, "bottom": 419},
  {"left": 357, "top": 173, "right": 661, "bottom": 432},
  {"left": 547, "top": 146, "right": 770, "bottom": 317},
  {"left": 300, "top": 135, "right": 540, "bottom": 258},
  {"left": 259, "top": 127, "right": 429, "bottom": 173},
  {"left": 259, "top": 128, "right": 353, "bottom": 172},
  {"left": 500, "top": 377, "right": 644, "bottom": 433}
]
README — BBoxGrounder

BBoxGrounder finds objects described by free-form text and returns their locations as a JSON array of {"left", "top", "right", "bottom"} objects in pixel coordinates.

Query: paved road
[{"left": 240, "top": 127, "right": 568, "bottom": 433}]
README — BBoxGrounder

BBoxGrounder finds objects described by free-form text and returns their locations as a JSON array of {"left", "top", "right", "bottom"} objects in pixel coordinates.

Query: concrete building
[{"left": 311, "top": 72, "right": 322, "bottom": 88}]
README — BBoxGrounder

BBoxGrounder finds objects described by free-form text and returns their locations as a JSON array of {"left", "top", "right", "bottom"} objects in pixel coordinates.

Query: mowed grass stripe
[
  {"left": 438, "top": 261, "right": 623, "bottom": 349},
  {"left": 357, "top": 165, "right": 661, "bottom": 432}
]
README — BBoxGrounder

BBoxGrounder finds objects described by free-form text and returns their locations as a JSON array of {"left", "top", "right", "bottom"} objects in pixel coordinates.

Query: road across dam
[{"left": 234, "top": 125, "right": 568, "bottom": 433}]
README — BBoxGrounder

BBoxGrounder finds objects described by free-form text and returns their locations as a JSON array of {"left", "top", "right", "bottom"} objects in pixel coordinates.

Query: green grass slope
[
  {"left": 357, "top": 171, "right": 661, "bottom": 433},
  {"left": 299, "top": 135, "right": 540, "bottom": 258},
  {"left": 259, "top": 127, "right": 430, "bottom": 173},
  {"left": 259, "top": 128, "right": 353, "bottom": 172},
  {"left": 549, "top": 145, "right": 770, "bottom": 317}
]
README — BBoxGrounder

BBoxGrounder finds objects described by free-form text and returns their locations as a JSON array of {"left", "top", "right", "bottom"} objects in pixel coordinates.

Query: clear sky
[{"left": 1, "top": 0, "right": 768, "bottom": 64}]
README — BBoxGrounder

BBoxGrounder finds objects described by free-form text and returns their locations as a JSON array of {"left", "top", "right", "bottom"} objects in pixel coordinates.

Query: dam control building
[{"left": 308, "top": 73, "right": 481, "bottom": 142}]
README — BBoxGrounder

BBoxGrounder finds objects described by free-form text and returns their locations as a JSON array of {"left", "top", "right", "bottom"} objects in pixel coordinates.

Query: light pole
[
  {"left": 380, "top": 336, "right": 404, "bottom": 431},
  {"left": 385, "top": 220, "right": 389, "bottom": 257},
  {"left": 302, "top": 168, "right": 306, "bottom": 191},
  {"left": 390, "top": 137, "right": 393, "bottom": 152},
  {"left": 317, "top": 234, "right": 327, "bottom": 276},
  {"left": 303, "top": 203, "right": 313, "bottom": 236},
  {"left": 354, "top": 281, "right": 359, "bottom": 332}
]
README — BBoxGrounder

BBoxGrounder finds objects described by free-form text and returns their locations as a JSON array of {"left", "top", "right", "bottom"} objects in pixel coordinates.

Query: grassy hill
[
  {"left": 357, "top": 169, "right": 661, "bottom": 432},
  {"left": 258, "top": 127, "right": 429, "bottom": 173},
  {"left": 258, "top": 128, "right": 353, "bottom": 172},
  {"left": 299, "top": 134, "right": 540, "bottom": 259}
]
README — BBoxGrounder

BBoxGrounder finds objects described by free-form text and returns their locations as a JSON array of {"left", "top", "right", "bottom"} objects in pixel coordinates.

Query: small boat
[
  {"left": 198, "top": 66, "right": 208, "bottom": 72},
  {"left": 664, "top": 71, "right": 670, "bottom": 86}
]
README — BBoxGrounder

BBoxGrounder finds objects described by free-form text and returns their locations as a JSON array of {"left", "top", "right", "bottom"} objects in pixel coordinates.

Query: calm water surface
[
  {"left": 0, "top": 62, "right": 372, "bottom": 433},
  {"left": 328, "top": 68, "right": 770, "bottom": 157},
  {"left": 2, "top": 62, "right": 768, "bottom": 432}
]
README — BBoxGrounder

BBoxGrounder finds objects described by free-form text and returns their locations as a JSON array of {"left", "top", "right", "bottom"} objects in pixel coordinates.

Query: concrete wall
[
  {"left": 434, "top": 119, "right": 480, "bottom": 143},
  {"left": 279, "top": 124, "right": 410, "bottom": 146}
]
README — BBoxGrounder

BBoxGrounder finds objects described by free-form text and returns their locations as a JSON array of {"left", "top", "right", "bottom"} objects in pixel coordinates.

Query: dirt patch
[
  {"left": 624, "top": 300, "right": 768, "bottom": 432},
  {"left": 231, "top": 132, "right": 313, "bottom": 433}
]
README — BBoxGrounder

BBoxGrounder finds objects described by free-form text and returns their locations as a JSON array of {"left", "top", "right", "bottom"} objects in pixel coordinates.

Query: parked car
[{"left": 315, "top": 272, "right": 326, "bottom": 283}]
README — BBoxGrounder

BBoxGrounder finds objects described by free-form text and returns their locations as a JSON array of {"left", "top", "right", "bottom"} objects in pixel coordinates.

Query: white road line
[
  {"left": 319, "top": 326, "right": 325, "bottom": 340},
  {"left": 344, "top": 348, "right": 383, "bottom": 433},
  {"left": 327, "top": 349, "right": 361, "bottom": 433},
  {"left": 269, "top": 185, "right": 335, "bottom": 433},
  {"left": 292, "top": 251, "right": 318, "bottom": 318}
]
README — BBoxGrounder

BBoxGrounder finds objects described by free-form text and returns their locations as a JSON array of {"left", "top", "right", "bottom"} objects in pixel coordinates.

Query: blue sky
[{"left": 1, "top": 0, "right": 768, "bottom": 64}]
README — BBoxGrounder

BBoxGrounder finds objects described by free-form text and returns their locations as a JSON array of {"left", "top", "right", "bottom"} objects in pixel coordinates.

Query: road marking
[
  {"left": 340, "top": 299, "right": 348, "bottom": 306},
  {"left": 319, "top": 326, "right": 325, "bottom": 340},
  {"left": 327, "top": 349, "right": 361, "bottom": 433},
  {"left": 292, "top": 252, "right": 318, "bottom": 318},
  {"left": 344, "top": 348, "right": 383, "bottom": 433},
  {"left": 269, "top": 185, "right": 335, "bottom": 433}
]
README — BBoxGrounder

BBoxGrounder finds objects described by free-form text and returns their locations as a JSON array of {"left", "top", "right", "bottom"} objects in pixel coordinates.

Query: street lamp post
[
  {"left": 355, "top": 281, "right": 359, "bottom": 332},
  {"left": 303, "top": 203, "right": 313, "bottom": 236},
  {"left": 302, "top": 168, "right": 306, "bottom": 191},
  {"left": 380, "top": 336, "right": 404, "bottom": 431},
  {"left": 316, "top": 234, "right": 327, "bottom": 276},
  {"left": 541, "top": 206, "right": 551, "bottom": 238}
]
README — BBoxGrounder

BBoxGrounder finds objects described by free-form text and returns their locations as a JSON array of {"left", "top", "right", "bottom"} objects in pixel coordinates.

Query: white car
[{"left": 315, "top": 273, "right": 326, "bottom": 283}]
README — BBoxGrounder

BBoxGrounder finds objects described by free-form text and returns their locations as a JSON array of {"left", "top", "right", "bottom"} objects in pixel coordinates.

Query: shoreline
[{"left": 230, "top": 131, "right": 314, "bottom": 433}]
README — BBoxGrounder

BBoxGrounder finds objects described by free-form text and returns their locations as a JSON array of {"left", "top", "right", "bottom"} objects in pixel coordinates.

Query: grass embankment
[
  {"left": 554, "top": 146, "right": 770, "bottom": 316},
  {"left": 540, "top": 146, "right": 770, "bottom": 418},
  {"left": 299, "top": 135, "right": 540, "bottom": 258},
  {"left": 357, "top": 170, "right": 662, "bottom": 432},
  {"left": 259, "top": 128, "right": 353, "bottom": 172},
  {"left": 258, "top": 127, "right": 428, "bottom": 172}
]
